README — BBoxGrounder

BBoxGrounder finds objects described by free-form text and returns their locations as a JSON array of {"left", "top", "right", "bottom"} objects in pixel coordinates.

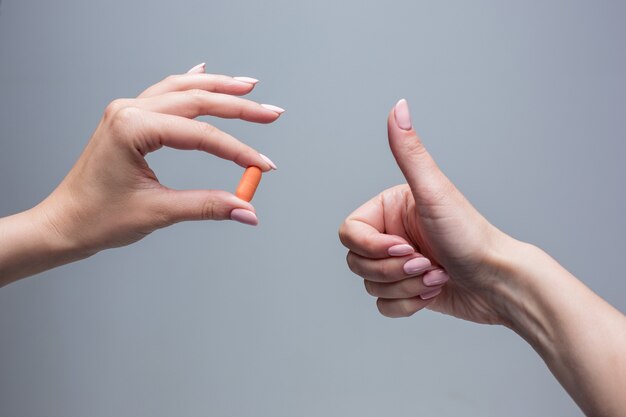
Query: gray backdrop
[{"left": 1, "top": 1, "right": 625, "bottom": 416}]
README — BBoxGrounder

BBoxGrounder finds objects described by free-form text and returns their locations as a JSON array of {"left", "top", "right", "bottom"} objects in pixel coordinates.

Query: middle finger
[
  {"left": 347, "top": 251, "right": 432, "bottom": 283},
  {"left": 132, "top": 90, "right": 284, "bottom": 123}
]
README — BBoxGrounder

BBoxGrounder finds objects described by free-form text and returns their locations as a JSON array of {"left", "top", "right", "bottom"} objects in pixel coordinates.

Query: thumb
[
  {"left": 387, "top": 99, "right": 453, "bottom": 204},
  {"left": 152, "top": 189, "right": 259, "bottom": 226}
]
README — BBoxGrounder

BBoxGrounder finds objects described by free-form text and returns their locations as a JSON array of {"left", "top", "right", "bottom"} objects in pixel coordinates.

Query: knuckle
[
  {"left": 364, "top": 281, "right": 375, "bottom": 297},
  {"left": 109, "top": 106, "right": 142, "bottom": 137},
  {"left": 200, "top": 198, "right": 218, "bottom": 220},
  {"left": 237, "top": 105, "right": 247, "bottom": 120},
  {"left": 198, "top": 122, "right": 218, "bottom": 138},
  {"left": 403, "top": 135, "right": 429, "bottom": 159},
  {"left": 377, "top": 259, "right": 390, "bottom": 279},
  {"left": 114, "top": 105, "right": 141, "bottom": 121},
  {"left": 104, "top": 99, "right": 127, "bottom": 119},
  {"left": 164, "top": 74, "right": 180, "bottom": 84},
  {"left": 397, "top": 300, "right": 416, "bottom": 317},
  {"left": 399, "top": 279, "right": 417, "bottom": 296},
  {"left": 232, "top": 148, "right": 254, "bottom": 168},
  {"left": 423, "top": 179, "right": 457, "bottom": 207},
  {"left": 187, "top": 88, "right": 207, "bottom": 99}
]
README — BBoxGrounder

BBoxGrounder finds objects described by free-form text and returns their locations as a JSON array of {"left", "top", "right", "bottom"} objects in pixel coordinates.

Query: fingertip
[
  {"left": 261, "top": 104, "right": 286, "bottom": 115},
  {"left": 259, "top": 154, "right": 278, "bottom": 170},
  {"left": 377, "top": 296, "right": 430, "bottom": 318},
  {"left": 394, "top": 98, "right": 413, "bottom": 131},
  {"left": 422, "top": 269, "right": 450, "bottom": 287},
  {"left": 209, "top": 77, "right": 257, "bottom": 97},
  {"left": 387, "top": 99, "right": 417, "bottom": 146},
  {"left": 388, "top": 244, "right": 415, "bottom": 257},
  {"left": 419, "top": 287, "right": 443, "bottom": 300},
  {"left": 233, "top": 150, "right": 273, "bottom": 173},
  {"left": 250, "top": 160, "right": 273, "bottom": 173},
  {"left": 242, "top": 106, "right": 283, "bottom": 124},
  {"left": 186, "top": 62, "right": 206, "bottom": 74},
  {"left": 386, "top": 99, "right": 443, "bottom": 196},
  {"left": 230, "top": 82, "right": 256, "bottom": 96},
  {"left": 205, "top": 190, "right": 257, "bottom": 220},
  {"left": 233, "top": 76, "right": 260, "bottom": 85},
  {"left": 183, "top": 73, "right": 257, "bottom": 96},
  {"left": 376, "top": 298, "right": 420, "bottom": 318},
  {"left": 230, "top": 208, "right": 259, "bottom": 226},
  {"left": 342, "top": 225, "right": 410, "bottom": 259},
  {"left": 228, "top": 191, "right": 255, "bottom": 209}
]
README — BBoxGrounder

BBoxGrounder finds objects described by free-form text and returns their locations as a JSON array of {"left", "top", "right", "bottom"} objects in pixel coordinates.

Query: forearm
[
  {"left": 492, "top": 239, "right": 626, "bottom": 417},
  {"left": 0, "top": 204, "right": 88, "bottom": 287}
]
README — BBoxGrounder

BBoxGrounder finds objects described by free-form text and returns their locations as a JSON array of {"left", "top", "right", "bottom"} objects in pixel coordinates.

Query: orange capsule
[{"left": 235, "top": 166, "right": 262, "bottom": 202}]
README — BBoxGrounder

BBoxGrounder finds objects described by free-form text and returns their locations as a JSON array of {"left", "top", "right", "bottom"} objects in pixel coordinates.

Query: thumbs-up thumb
[{"left": 388, "top": 99, "right": 455, "bottom": 207}]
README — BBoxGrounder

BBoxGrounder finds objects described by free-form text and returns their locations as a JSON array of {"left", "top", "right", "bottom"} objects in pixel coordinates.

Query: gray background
[{"left": 1, "top": 1, "right": 625, "bottom": 416}]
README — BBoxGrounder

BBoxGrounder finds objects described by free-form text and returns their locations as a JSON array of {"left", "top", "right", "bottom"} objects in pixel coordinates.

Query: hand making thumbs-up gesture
[{"left": 339, "top": 99, "right": 516, "bottom": 322}]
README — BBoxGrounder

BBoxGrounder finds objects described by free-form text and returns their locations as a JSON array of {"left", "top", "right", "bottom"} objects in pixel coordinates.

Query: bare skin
[
  {"left": 0, "top": 64, "right": 283, "bottom": 287},
  {"left": 339, "top": 99, "right": 626, "bottom": 417}
]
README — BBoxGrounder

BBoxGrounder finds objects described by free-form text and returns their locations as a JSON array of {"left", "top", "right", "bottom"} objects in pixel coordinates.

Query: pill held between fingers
[{"left": 236, "top": 166, "right": 262, "bottom": 202}]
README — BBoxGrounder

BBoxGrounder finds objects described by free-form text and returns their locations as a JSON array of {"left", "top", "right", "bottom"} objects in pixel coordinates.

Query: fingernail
[
  {"left": 233, "top": 76, "right": 259, "bottom": 84},
  {"left": 230, "top": 209, "right": 258, "bottom": 226},
  {"left": 394, "top": 98, "right": 412, "bottom": 131},
  {"left": 403, "top": 257, "right": 431, "bottom": 275},
  {"left": 420, "top": 287, "right": 442, "bottom": 300},
  {"left": 388, "top": 244, "right": 414, "bottom": 256},
  {"left": 261, "top": 104, "right": 285, "bottom": 114},
  {"left": 422, "top": 269, "right": 450, "bottom": 287},
  {"left": 186, "top": 62, "right": 206, "bottom": 74},
  {"left": 259, "top": 154, "right": 278, "bottom": 170}
]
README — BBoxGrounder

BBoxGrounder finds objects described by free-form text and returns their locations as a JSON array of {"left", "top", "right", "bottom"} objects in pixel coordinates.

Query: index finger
[
  {"left": 339, "top": 195, "right": 413, "bottom": 259},
  {"left": 118, "top": 108, "right": 275, "bottom": 171}
]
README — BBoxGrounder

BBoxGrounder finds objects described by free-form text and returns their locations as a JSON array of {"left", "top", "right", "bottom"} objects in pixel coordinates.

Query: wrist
[
  {"left": 35, "top": 193, "right": 98, "bottom": 262},
  {"left": 29, "top": 185, "right": 97, "bottom": 265},
  {"left": 482, "top": 232, "right": 626, "bottom": 416},
  {"left": 482, "top": 233, "right": 575, "bottom": 351},
  {"left": 484, "top": 237, "right": 545, "bottom": 331},
  {"left": 0, "top": 203, "right": 92, "bottom": 286}
]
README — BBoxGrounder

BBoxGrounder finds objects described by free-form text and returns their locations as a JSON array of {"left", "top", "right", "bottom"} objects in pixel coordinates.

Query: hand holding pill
[{"left": 35, "top": 64, "right": 283, "bottom": 260}]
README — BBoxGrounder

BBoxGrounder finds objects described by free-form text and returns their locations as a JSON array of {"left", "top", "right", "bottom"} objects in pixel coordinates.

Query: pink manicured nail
[
  {"left": 233, "top": 76, "right": 259, "bottom": 84},
  {"left": 403, "top": 257, "right": 431, "bottom": 275},
  {"left": 388, "top": 244, "right": 415, "bottom": 256},
  {"left": 394, "top": 99, "right": 412, "bottom": 131},
  {"left": 420, "top": 287, "right": 442, "bottom": 300},
  {"left": 261, "top": 104, "right": 285, "bottom": 114},
  {"left": 259, "top": 154, "right": 277, "bottom": 170},
  {"left": 230, "top": 209, "right": 258, "bottom": 226},
  {"left": 186, "top": 62, "right": 206, "bottom": 74},
  {"left": 422, "top": 269, "right": 450, "bottom": 287}
]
